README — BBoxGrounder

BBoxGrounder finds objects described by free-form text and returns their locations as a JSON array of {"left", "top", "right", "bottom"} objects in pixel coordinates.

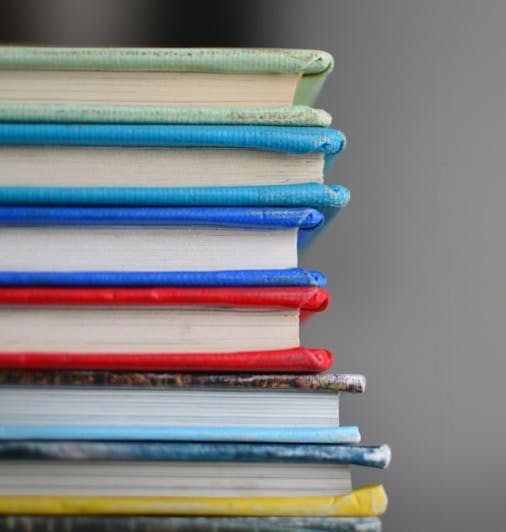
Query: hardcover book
[
  {"left": 0, "top": 373, "right": 364, "bottom": 443},
  {"left": 0, "top": 124, "right": 345, "bottom": 189},
  {"left": 0, "top": 206, "right": 326, "bottom": 273},
  {"left": 0, "top": 442, "right": 390, "bottom": 498},
  {"left": 0, "top": 47, "right": 334, "bottom": 108},
  {"left": 0, "top": 286, "right": 331, "bottom": 371}
]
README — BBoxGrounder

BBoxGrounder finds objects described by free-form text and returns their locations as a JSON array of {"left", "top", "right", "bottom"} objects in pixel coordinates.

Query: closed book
[
  {"left": 0, "top": 124, "right": 345, "bottom": 189},
  {"left": 0, "top": 286, "right": 331, "bottom": 371},
  {"left": 0, "top": 47, "right": 333, "bottom": 108},
  {"left": 0, "top": 443, "right": 390, "bottom": 499},
  {"left": 0, "top": 373, "right": 363, "bottom": 444},
  {"left": 0, "top": 206, "right": 325, "bottom": 273},
  {"left": 0, "top": 515, "right": 383, "bottom": 532}
]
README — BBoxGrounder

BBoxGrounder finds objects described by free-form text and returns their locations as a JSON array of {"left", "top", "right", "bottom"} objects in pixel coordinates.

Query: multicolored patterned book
[{"left": 0, "top": 373, "right": 364, "bottom": 443}]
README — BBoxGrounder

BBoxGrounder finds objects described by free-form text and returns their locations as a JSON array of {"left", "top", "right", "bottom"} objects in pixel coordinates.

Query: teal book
[{"left": 0, "top": 124, "right": 349, "bottom": 217}]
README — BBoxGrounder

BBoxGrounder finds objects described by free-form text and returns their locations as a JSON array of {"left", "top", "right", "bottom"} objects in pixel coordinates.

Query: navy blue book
[{"left": 0, "top": 206, "right": 329, "bottom": 285}]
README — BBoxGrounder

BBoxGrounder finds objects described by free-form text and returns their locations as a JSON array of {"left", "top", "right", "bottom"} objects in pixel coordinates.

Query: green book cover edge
[{"left": 0, "top": 104, "right": 332, "bottom": 126}]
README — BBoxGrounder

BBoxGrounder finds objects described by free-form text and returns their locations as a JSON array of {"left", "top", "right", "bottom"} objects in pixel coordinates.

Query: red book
[{"left": 0, "top": 287, "right": 332, "bottom": 372}]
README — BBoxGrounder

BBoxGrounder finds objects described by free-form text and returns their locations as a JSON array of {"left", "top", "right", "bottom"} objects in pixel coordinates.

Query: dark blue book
[{"left": 0, "top": 206, "right": 328, "bottom": 283}]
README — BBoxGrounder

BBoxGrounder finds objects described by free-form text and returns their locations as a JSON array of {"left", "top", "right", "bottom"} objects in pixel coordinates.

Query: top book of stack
[{"left": 0, "top": 47, "right": 333, "bottom": 126}]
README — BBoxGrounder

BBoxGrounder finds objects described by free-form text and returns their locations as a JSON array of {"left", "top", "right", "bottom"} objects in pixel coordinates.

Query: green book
[{"left": 0, "top": 47, "right": 333, "bottom": 125}]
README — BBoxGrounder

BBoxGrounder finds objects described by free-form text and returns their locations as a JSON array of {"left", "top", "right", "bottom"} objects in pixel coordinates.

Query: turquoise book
[{"left": 0, "top": 124, "right": 349, "bottom": 218}]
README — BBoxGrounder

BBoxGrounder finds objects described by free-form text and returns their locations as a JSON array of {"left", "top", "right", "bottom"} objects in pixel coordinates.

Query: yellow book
[{"left": 0, "top": 485, "right": 386, "bottom": 517}]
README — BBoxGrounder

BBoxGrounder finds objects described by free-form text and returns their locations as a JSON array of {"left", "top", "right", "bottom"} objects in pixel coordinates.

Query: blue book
[
  {"left": 0, "top": 206, "right": 328, "bottom": 282},
  {"left": 0, "top": 441, "right": 391, "bottom": 469},
  {"left": 0, "top": 124, "right": 349, "bottom": 219}
]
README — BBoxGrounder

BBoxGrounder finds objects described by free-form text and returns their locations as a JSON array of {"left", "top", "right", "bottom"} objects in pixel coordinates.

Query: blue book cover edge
[{"left": 0, "top": 268, "right": 327, "bottom": 287}]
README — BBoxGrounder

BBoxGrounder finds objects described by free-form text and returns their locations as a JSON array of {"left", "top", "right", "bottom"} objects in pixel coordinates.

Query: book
[
  {"left": 0, "top": 372, "right": 363, "bottom": 443},
  {"left": 0, "top": 47, "right": 333, "bottom": 108},
  {"left": 0, "top": 458, "right": 388, "bottom": 498},
  {"left": 0, "top": 442, "right": 390, "bottom": 497},
  {"left": 0, "top": 286, "right": 331, "bottom": 370},
  {"left": 0, "top": 124, "right": 345, "bottom": 188},
  {"left": 0, "top": 206, "right": 324, "bottom": 272},
  {"left": 0, "top": 515, "right": 383, "bottom": 532},
  {"left": 0, "top": 485, "right": 387, "bottom": 516}
]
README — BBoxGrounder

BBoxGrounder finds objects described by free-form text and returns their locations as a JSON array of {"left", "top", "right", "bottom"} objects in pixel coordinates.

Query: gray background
[{"left": 2, "top": 1, "right": 505, "bottom": 530}]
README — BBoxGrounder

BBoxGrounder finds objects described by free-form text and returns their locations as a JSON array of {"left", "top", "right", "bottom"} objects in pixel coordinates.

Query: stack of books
[{"left": 0, "top": 47, "right": 390, "bottom": 532}]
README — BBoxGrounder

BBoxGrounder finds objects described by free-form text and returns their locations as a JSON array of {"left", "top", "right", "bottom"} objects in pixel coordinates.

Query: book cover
[
  {"left": 0, "top": 124, "right": 345, "bottom": 169},
  {"left": 0, "top": 47, "right": 334, "bottom": 106},
  {"left": 0, "top": 371, "right": 365, "bottom": 393},
  {"left": 0, "top": 184, "right": 350, "bottom": 226},
  {"left": 0, "top": 441, "right": 391, "bottom": 469},
  {"left": 0, "top": 286, "right": 329, "bottom": 309},
  {"left": 0, "top": 205, "right": 324, "bottom": 249},
  {"left": 0, "top": 268, "right": 327, "bottom": 288},
  {"left": 0, "top": 485, "right": 387, "bottom": 516},
  {"left": 0, "top": 515, "right": 382, "bottom": 532},
  {"left": 0, "top": 104, "right": 332, "bottom": 126},
  {"left": 0, "top": 348, "right": 333, "bottom": 373},
  {"left": 0, "top": 426, "right": 361, "bottom": 445}
]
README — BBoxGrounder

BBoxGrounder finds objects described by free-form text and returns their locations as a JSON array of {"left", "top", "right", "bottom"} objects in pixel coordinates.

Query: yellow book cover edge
[{"left": 0, "top": 485, "right": 387, "bottom": 517}]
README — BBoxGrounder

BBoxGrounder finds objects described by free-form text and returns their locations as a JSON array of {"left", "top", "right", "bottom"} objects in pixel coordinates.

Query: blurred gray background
[{"left": 2, "top": 1, "right": 505, "bottom": 530}]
